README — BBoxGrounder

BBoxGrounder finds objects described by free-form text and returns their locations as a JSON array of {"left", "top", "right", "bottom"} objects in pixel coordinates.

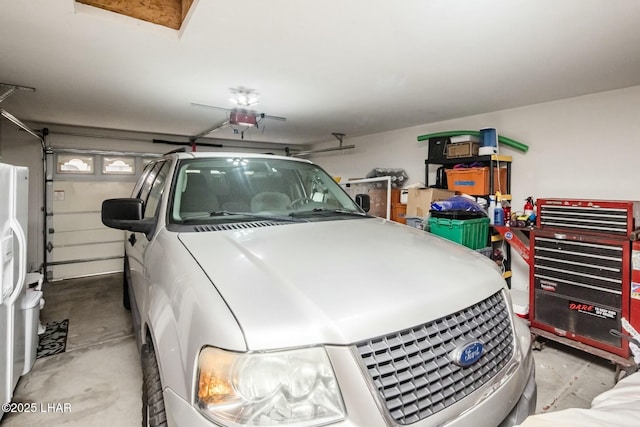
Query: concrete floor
[
  {"left": 1, "top": 273, "right": 621, "bottom": 426},
  {"left": 2, "top": 274, "right": 141, "bottom": 427}
]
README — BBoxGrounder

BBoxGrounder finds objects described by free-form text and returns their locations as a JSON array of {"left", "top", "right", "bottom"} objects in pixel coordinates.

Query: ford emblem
[{"left": 450, "top": 341, "right": 484, "bottom": 367}]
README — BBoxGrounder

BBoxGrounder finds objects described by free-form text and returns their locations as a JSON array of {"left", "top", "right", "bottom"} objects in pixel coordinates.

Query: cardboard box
[
  {"left": 446, "top": 142, "right": 480, "bottom": 159},
  {"left": 406, "top": 188, "right": 455, "bottom": 217}
]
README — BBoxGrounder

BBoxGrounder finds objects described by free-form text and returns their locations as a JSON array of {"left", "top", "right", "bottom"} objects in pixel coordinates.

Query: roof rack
[{"left": 163, "top": 147, "right": 187, "bottom": 155}]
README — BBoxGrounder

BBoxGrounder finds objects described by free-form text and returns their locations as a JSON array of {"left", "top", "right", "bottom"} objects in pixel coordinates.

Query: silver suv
[{"left": 102, "top": 151, "right": 536, "bottom": 427}]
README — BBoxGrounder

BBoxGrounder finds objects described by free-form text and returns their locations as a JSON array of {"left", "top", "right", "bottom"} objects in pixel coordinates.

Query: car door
[{"left": 127, "top": 160, "right": 170, "bottom": 338}]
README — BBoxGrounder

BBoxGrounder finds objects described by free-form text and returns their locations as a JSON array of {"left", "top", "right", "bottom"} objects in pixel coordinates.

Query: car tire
[
  {"left": 123, "top": 258, "right": 131, "bottom": 310},
  {"left": 141, "top": 342, "right": 167, "bottom": 427}
]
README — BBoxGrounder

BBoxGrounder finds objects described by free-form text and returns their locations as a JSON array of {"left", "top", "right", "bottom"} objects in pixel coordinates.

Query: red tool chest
[
  {"left": 530, "top": 198, "right": 640, "bottom": 364},
  {"left": 632, "top": 240, "right": 640, "bottom": 332}
]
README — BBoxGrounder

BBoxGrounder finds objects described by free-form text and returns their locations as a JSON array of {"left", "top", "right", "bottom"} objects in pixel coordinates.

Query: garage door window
[
  {"left": 57, "top": 154, "right": 94, "bottom": 174},
  {"left": 103, "top": 157, "right": 135, "bottom": 175}
]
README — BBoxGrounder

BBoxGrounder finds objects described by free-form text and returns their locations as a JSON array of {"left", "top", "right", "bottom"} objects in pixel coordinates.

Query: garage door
[{"left": 45, "top": 149, "right": 157, "bottom": 281}]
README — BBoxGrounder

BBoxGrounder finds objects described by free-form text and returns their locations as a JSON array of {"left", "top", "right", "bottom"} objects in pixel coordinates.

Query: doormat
[{"left": 37, "top": 319, "right": 69, "bottom": 359}]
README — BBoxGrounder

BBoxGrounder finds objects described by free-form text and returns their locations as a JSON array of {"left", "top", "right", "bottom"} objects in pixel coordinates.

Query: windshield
[{"left": 170, "top": 157, "right": 364, "bottom": 224}]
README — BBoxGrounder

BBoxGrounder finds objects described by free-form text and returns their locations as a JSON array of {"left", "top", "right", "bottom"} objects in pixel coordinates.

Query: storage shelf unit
[{"left": 424, "top": 154, "right": 513, "bottom": 284}]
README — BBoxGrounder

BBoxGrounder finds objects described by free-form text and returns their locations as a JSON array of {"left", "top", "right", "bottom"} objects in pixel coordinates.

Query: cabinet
[
  {"left": 528, "top": 198, "right": 640, "bottom": 370},
  {"left": 424, "top": 154, "right": 513, "bottom": 284}
]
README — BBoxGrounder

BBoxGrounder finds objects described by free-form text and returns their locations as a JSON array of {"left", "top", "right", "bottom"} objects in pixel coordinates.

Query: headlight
[{"left": 195, "top": 346, "right": 346, "bottom": 426}]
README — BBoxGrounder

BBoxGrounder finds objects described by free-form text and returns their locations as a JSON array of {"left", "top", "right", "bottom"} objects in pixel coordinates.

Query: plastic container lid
[{"left": 429, "top": 209, "right": 487, "bottom": 220}]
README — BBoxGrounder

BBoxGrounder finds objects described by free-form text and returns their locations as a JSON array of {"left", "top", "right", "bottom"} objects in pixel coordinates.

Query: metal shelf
[
  {"left": 425, "top": 154, "right": 512, "bottom": 166},
  {"left": 424, "top": 153, "right": 514, "bottom": 285},
  {"left": 424, "top": 155, "right": 512, "bottom": 193}
]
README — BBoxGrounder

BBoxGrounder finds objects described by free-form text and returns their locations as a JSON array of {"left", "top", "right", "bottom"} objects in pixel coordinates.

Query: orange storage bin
[
  {"left": 390, "top": 188, "right": 401, "bottom": 204},
  {"left": 391, "top": 203, "right": 407, "bottom": 224},
  {"left": 445, "top": 167, "right": 507, "bottom": 195}
]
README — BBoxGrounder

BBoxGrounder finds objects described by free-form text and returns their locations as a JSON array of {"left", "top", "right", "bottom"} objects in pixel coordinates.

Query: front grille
[{"left": 355, "top": 291, "right": 514, "bottom": 424}]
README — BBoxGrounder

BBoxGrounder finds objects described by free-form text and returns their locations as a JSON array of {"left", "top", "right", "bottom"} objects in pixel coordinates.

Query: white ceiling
[{"left": 1, "top": 0, "right": 640, "bottom": 146}]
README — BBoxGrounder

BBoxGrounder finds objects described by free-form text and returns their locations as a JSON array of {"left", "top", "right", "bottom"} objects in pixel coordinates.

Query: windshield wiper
[
  {"left": 179, "top": 210, "right": 237, "bottom": 221},
  {"left": 208, "top": 210, "right": 245, "bottom": 217},
  {"left": 289, "top": 208, "right": 369, "bottom": 218},
  {"left": 209, "top": 210, "right": 304, "bottom": 223}
]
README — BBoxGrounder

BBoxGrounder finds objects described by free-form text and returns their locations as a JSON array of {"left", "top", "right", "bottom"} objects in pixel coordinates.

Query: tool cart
[{"left": 528, "top": 199, "right": 640, "bottom": 380}]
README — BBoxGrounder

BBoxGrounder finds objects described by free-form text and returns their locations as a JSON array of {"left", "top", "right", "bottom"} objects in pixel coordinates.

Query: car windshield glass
[{"left": 170, "top": 156, "right": 365, "bottom": 224}]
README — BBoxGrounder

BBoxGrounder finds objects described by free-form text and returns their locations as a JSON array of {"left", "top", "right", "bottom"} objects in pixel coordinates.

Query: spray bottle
[
  {"left": 488, "top": 195, "right": 496, "bottom": 225},
  {"left": 494, "top": 192, "right": 505, "bottom": 226},
  {"left": 502, "top": 199, "right": 511, "bottom": 224}
]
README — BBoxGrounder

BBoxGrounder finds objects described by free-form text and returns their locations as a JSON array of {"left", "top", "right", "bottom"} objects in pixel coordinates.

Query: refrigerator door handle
[{"left": 7, "top": 219, "right": 26, "bottom": 305}]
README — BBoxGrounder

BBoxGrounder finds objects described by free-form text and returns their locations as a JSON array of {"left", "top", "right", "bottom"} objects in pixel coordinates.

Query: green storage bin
[{"left": 428, "top": 216, "right": 489, "bottom": 250}]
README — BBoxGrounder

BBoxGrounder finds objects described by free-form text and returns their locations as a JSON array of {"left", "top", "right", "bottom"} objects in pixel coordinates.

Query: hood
[{"left": 178, "top": 218, "right": 504, "bottom": 350}]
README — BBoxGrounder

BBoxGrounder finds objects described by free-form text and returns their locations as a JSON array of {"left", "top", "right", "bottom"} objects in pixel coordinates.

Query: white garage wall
[
  {"left": 0, "top": 123, "right": 44, "bottom": 273},
  {"left": 309, "top": 85, "right": 640, "bottom": 294}
]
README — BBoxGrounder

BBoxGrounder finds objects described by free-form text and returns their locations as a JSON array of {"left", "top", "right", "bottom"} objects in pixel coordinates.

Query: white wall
[
  {"left": 309, "top": 85, "right": 640, "bottom": 294},
  {"left": 0, "top": 122, "right": 44, "bottom": 273}
]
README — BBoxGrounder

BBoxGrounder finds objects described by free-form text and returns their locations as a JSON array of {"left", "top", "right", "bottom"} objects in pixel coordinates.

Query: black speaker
[
  {"left": 434, "top": 166, "right": 448, "bottom": 189},
  {"left": 428, "top": 137, "right": 450, "bottom": 162}
]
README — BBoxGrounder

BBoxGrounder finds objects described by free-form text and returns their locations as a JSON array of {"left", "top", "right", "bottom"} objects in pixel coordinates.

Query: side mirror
[
  {"left": 101, "top": 198, "right": 155, "bottom": 235},
  {"left": 355, "top": 194, "right": 370, "bottom": 213}
]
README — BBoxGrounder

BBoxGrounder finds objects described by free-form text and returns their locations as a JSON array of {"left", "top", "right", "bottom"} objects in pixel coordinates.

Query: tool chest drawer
[{"left": 536, "top": 198, "right": 640, "bottom": 237}]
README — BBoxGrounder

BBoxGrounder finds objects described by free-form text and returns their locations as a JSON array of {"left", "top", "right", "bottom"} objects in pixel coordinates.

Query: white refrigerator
[{"left": 1, "top": 162, "right": 42, "bottom": 420}]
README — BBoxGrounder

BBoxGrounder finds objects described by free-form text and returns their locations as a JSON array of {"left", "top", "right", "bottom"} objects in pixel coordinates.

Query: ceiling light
[
  {"left": 229, "top": 87, "right": 259, "bottom": 107},
  {"left": 229, "top": 94, "right": 258, "bottom": 107}
]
